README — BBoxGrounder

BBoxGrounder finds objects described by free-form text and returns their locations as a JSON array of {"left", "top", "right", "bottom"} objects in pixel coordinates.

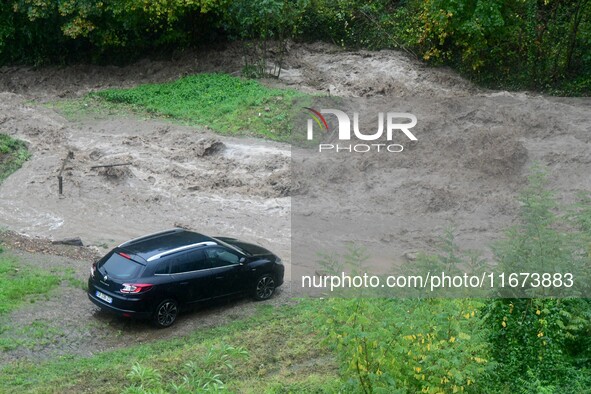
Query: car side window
[
  {"left": 170, "top": 250, "right": 207, "bottom": 274},
  {"left": 205, "top": 247, "right": 241, "bottom": 268}
]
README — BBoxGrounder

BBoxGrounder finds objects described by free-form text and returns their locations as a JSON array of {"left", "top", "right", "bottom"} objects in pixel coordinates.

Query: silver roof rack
[
  {"left": 146, "top": 241, "right": 217, "bottom": 262},
  {"left": 118, "top": 228, "right": 184, "bottom": 248}
]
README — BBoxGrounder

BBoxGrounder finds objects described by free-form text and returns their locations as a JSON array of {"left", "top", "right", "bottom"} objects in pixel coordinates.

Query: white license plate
[{"left": 96, "top": 291, "right": 113, "bottom": 304}]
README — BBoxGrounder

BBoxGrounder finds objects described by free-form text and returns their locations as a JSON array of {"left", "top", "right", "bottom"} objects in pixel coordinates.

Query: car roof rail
[
  {"left": 118, "top": 228, "right": 184, "bottom": 248},
  {"left": 146, "top": 241, "right": 217, "bottom": 262}
]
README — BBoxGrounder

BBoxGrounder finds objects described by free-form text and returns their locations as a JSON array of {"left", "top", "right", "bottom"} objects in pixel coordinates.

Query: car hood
[{"left": 214, "top": 237, "right": 273, "bottom": 256}]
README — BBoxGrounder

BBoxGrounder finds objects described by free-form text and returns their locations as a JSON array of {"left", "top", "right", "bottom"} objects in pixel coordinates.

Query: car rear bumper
[{"left": 88, "top": 292, "right": 153, "bottom": 319}]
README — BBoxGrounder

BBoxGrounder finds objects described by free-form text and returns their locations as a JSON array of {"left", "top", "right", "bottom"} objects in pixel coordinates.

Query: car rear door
[{"left": 169, "top": 249, "right": 212, "bottom": 304}]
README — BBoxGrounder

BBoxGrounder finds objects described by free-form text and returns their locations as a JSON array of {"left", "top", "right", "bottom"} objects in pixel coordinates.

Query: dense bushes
[
  {"left": 319, "top": 298, "right": 493, "bottom": 393},
  {"left": 0, "top": 0, "right": 225, "bottom": 64},
  {"left": 484, "top": 169, "right": 591, "bottom": 392},
  {"left": 401, "top": 0, "right": 591, "bottom": 92},
  {"left": 0, "top": 0, "right": 589, "bottom": 93}
]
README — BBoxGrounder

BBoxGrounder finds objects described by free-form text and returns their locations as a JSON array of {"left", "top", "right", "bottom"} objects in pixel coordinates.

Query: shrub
[{"left": 318, "top": 298, "right": 493, "bottom": 393}]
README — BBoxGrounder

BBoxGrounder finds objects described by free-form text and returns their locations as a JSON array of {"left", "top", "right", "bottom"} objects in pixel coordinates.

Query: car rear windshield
[{"left": 98, "top": 252, "right": 143, "bottom": 280}]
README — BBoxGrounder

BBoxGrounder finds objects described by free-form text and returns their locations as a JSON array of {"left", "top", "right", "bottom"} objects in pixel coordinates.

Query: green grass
[
  {"left": 0, "top": 134, "right": 30, "bottom": 183},
  {"left": 0, "top": 251, "right": 60, "bottom": 316},
  {"left": 89, "top": 73, "right": 310, "bottom": 142},
  {"left": 0, "top": 321, "right": 65, "bottom": 352},
  {"left": 0, "top": 301, "right": 339, "bottom": 393},
  {"left": 0, "top": 250, "right": 63, "bottom": 352}
]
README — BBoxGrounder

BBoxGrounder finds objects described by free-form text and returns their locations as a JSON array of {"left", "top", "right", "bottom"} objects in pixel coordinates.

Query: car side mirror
[{"left": 239, "top": 257, "right": 246, "bottom": 265}]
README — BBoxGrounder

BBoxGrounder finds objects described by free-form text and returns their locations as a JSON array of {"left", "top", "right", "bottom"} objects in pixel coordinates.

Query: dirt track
[{"left": 0, "top": 42, "right": 590, "bottom": 360}]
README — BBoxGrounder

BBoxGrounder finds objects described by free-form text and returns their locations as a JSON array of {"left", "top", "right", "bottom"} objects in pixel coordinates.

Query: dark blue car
[{"left": 88, "top": 228, "right": 284, "bottom": 328}]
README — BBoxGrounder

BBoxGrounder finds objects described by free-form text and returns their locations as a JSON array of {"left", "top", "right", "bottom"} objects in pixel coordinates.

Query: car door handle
[
  {"left": 215, "top": 276, "right": 224, "bottom": 280},
  {"left": 180, "top": 281, "right": 189, "bottom": 285}
]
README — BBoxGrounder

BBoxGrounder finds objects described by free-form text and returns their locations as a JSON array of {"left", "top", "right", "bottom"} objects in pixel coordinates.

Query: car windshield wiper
[{"left": 97, "top": 266, "right": 108, "bottom": 277}]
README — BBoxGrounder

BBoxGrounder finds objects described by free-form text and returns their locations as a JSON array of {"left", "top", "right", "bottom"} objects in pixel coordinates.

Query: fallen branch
[{"left": 90, "top": 162, "right": 132, "bottom": 170}]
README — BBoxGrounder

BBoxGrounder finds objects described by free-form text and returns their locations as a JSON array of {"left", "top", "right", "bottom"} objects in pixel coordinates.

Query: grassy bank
[
  {"left": 0, "top": 301, "right": 338, "bottom": 393},
  {"left": 0, "top": 251, "right": 60, "bottom": 316},
  {"left": 4, "top": 295, "right": 589, "bottom": 393},
  {"left": 89, "top": 73, "right": 309, "bottom": 142},
  {"left": 0, "top": 134, "right": 29, "bottom": 183},
  {"left": 0, "top": 250, "right": 74, "bottom": 352}
]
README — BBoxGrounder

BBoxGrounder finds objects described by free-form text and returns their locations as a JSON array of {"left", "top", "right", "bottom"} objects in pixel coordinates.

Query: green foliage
[
  {"left": 264, "top": 375, "right": 342, "bottom": 393},
  {"left": 94, "top": 73, "right": 307, "bottom": 141},
  {"left": 480, "top": 168, "right": 591, "bottom": 392},
  {"left": 493, "top": 167, "right": 591, "bottom": 297},
  {"left": 225, "top": 0, "right": 310, "bottom": 78},
  {"left": 0, "top": 253, "right": 60, "bottom": 315},
  {"left": 1, "top": 0, "right": 225, "bottom": 64},
  {"left": 484, "top": 298, "right": 591, "bottom": 393},
  {"left": 0, "top": 134, "right": 30, "bottom": 184},
  {"left": 403, "top": 0, "right": 591, "bottom": 92},
  {"left": 317, "top": 298, "right": 492, "bottom": 393},
  {"left": 295, "top": 0, "right": 403, "bottom": 49},
  {"left": 122, "top": 345, "right": 248, "bottom": 393},
  {"left": 311, "top": 244, "right": 492, "bottom": 391},
  {"left": 0, "top": 301, "right": 337, "bottom": 393}
]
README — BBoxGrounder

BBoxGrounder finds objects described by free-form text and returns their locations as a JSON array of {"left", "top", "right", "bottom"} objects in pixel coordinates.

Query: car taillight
[
  {"left": 119, "top": 252, "right": 132, "bottom": 259},
  {"left": 90, "top": 262, "right": 96, "bottom": 277},
  {"left": 121, "top": 283, "right": 153, "bottom": 293}
]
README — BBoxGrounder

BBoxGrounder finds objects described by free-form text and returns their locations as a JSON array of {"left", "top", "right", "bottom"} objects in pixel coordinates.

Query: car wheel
[
  {"left": 153, "top": 299, "right": 178, "bottom": 328},
  {"left": 254, "top": 274, "right": 276, "bottom": 301}
]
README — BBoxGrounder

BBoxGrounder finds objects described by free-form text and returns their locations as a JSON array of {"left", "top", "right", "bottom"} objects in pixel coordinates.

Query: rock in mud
[
  {"left": 98, "top": 165, "right": 134, "bottom": 181},
  {"left": 268, "top": 171, "right": 291, "bottom": 197},
  {"left": 194, "top": 138, "right": 225, "bottom": 157},
  {"left": 51, "top": 237, "right": 84, "bottom": 246}
]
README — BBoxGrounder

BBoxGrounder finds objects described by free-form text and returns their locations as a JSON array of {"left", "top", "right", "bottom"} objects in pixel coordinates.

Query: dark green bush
[
  {"left": 471, "top": 169, "right": 591, "bottom": 391},
  {"left": 0, "top": 134, "right": 29, "bottom": 183},
  {"left": 399, "top": 0, "right": 591, "bottom": 93},
  {"left": 1, "top": 0, "right": 226, "bottom": 65}
]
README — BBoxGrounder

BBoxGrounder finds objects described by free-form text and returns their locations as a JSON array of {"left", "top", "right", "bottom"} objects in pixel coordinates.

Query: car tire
[
  {"left": 253, "top": 274, "right": 276, "bottom": 301},
  {"left": 153, "top": 299, "right": 178, "bottom": 328}
]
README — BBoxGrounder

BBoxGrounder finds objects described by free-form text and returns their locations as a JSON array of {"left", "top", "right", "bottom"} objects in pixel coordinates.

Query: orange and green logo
[{"left": 304, "top": 107, "right": 329, "bottom": 133}]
